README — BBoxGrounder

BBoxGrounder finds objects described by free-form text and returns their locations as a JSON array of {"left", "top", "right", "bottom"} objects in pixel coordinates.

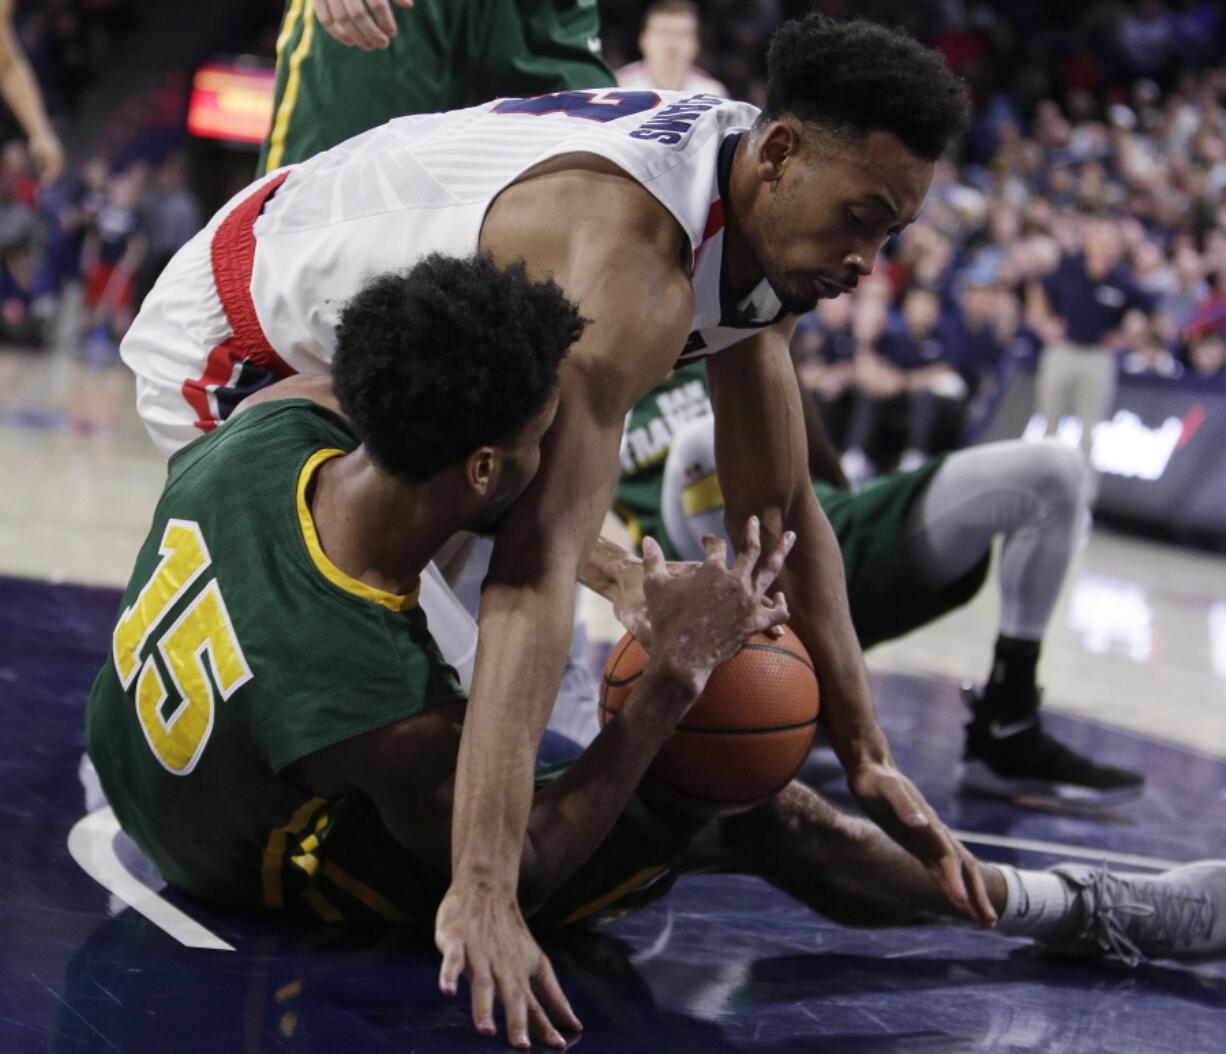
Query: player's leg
[
  {"left": 901, "top": 439, "right": 1143, "bottom": 805},
  {"left": 680, "top": 781, "right": 1226, "bottom": 962}
]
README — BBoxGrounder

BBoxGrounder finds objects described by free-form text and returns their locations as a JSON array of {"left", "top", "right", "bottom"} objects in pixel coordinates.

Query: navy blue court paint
[{"left": 2, "top": 575, "right": 1224, "bottom": 1053}]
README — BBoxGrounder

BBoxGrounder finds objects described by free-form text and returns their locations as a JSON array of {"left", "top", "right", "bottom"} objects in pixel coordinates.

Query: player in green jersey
[
  {"left": 260, "top": 0, "right": 615, "bottom": 172},
  {"left": 86, "top": 253, "right": 1226, "bottom": 1049},
  {"left": 611, "top": 362, "right": 1144, "bottom": 809}
]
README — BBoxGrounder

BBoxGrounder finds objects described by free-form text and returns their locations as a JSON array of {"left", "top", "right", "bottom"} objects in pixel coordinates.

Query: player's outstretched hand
[
  {"left": 849, "top": 761, "right": 997, "bottom": 928},
  {"left": 436, "top": 882, "right": 581, "bottom": 1049},
  {"left": 313, "top": 0, "right": 414, "bottom": 50},
  {"left": 643, "top": 515, "right": 793, "bottom": 681},
  {"left": 612, "top": 524, "right": 789, "bottom": 650}
]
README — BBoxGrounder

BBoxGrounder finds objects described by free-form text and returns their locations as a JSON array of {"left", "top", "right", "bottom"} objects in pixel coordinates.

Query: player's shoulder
[{"left": 167, "top": 398, "right": 355, "bottom": 481}]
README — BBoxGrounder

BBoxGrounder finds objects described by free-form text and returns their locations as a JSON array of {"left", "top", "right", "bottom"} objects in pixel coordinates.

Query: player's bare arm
[
  {"left": 0, "top": 0, "right": 64, "bottom": 183},
  {"left": 287, "top": 521, "right": 791, "bottom": 1048},
  {"left": 435, "top": 162, "right": 696, "bottom": 1044},
  {"left": 705, "top": 320, "right": 994, "bottom": 927}
]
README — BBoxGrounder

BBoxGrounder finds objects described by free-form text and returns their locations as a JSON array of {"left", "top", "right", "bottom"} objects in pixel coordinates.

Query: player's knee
[{"left": 1026, "top": 439, "right": 1087, "bottom": 520}]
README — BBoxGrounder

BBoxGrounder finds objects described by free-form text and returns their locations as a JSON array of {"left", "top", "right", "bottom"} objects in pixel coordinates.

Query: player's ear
[
  {"left": 755, "top": 119, "right": 803, "bottom": 185},
  {"left": 465, "top": 447, "right": 496, "bottom": 497}
]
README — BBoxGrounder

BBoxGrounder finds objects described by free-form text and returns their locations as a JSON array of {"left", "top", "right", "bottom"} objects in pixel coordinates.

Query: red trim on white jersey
[{"left": 181, "top": 173, "right": 296, "bottom": 433}]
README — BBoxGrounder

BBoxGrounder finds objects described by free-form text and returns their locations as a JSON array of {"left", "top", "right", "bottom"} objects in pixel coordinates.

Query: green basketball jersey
[
  {"left": 614, "top": 363, "right": 712, "bottom": 560},
  {"left": 85, "top": 400, "right": 465, "bottom": 915},
  {"left": 260, "top": 0, "right": 614, "bottom": 173}
]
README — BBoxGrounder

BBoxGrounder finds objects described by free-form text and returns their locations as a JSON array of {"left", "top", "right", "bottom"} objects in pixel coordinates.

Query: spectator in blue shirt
[
  {"left": 841, "top": 287, "right": 972, "bottom": 484},
  {"left": 1029, "top": 216, "right": 1157, "bottom": 488}
]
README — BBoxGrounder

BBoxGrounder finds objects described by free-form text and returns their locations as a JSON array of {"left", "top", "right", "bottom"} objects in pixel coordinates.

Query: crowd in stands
[
  {"left": 603, "top": 1, "right": 1226, "bottom": 478},
  {"left": 0, "top": 0, "right": 1224, "bottom": 467}
]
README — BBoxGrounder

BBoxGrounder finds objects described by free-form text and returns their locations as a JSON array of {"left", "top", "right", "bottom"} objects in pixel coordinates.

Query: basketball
[{"left": 599, "top": 625, "right": 820, "bottom": 813}]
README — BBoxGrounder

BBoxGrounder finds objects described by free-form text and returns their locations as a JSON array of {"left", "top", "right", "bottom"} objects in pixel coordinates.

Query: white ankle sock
[{"left": 994, "top": 865, "right": 1082, "bottom": 941}]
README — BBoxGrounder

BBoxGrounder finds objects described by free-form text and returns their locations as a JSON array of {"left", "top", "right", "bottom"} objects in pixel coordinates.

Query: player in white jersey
[
  {"left": 616, "top": 0, "right": 728, "bottom": 97},
  {"left": 122, "top": 16, "right": 980, "bottom": 1049}
]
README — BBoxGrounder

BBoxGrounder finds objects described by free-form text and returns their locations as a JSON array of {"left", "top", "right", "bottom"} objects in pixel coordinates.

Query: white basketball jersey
[{"left": 121, "top": 88, "right": 787, "bottom": 453}]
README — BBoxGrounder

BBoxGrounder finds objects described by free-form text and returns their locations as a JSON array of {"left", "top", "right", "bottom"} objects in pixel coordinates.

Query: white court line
[
  {"left": 67, "top": 807, "right": 234, "bottom": 951},
  {"left": 951, "top": 829, "right": 1182, "bottom": 871}
]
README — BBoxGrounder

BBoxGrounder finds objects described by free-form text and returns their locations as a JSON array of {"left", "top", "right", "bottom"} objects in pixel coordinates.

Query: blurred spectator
[
  {"left": 0, "top": 238, "right": 38, "bottom": 344},
  {"left": 840, "top": 286, "right": 971, "bottom": 485},
  {"left": 794, "top": 295, "right": 856, "bottom": 447},
  {"left": 135, "top": 153, "right": 199, "bottom": 309},
  {"left": 0, "top": 138, "right": 37, "bottom": 251},
  {"left": 79, "top": 163, "right": 144, "bottom": 365},
  {"left": 1029, "top": 217, "right": 1157, "bottom": 471},
  {"left": 1183, "top": 329, "right": 1226, "bottom": 382},
  {"left": 616, "top": 0, "right": 727, "bottom": 95}
]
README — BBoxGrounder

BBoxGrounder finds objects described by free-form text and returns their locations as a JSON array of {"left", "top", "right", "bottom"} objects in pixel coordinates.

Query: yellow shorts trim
[{"left": 680, "top": 471, "right": 724, "bottom": 517}]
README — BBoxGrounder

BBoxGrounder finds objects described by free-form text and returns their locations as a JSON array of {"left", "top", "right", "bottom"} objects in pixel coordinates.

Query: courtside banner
[{"left": 981, "top": 370, "right": 1226, "bottom": 537}]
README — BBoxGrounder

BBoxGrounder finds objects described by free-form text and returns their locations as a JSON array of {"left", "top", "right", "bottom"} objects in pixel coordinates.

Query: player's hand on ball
[
  {"left": 848, "top": 761, "right": 997, "bottom": 929},
  {"left": 643, "top": 515, "right": 793, "bottom": 683},
  {"left": 436, "top": 883, "right": 581, "bottom": 1050},
  {"left": 609, "top": 555, "right": 699, "bottom": 649}
]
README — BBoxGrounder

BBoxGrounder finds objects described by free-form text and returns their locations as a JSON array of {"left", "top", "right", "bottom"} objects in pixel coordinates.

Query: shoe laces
[{"left": 1073, "top": 862, "right": 1214, "bottom": 967}]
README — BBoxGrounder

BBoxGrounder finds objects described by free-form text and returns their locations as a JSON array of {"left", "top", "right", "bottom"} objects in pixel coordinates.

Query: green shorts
[
  {"left": 816, "top": 454, "right": 990, "bottom": 649},
  {"left": 283, "top": 763, "right": 694, "bottom": 931},
  {"left": 260, "top": 0, "right": 615, "bottom": 172}
]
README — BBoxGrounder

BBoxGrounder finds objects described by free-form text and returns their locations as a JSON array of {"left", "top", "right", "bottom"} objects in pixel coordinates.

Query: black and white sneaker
[
  {"left": 958, "top": 684, "right": 1145, "bottom": 808},
  {"left": 1051, "top": 860, "right": 1226, "bottom": 964}
]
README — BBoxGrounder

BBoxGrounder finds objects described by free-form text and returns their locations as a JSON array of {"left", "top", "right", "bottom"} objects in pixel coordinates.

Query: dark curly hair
[
  {"left": 332, "top": 254, "right": 585, "bottom": 482},
  {"left": 764, "top": 16, "right": 970, "bottom": 162}
]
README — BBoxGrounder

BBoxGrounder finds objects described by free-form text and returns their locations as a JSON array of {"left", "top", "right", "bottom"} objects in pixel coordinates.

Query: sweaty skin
[{"left": 435, "top": 123, "right": 994, "bottom": 1047}]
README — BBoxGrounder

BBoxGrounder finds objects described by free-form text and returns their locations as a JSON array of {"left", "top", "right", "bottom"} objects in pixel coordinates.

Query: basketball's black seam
[
  {"left": 599, "top": 703, "right": 817, "bottom": 736},
  {"left": 601, "top": 635, "right": 643, "bottom": 696},
  {"left": 738, "top": 642, "right": 816, "bottom": 674},
  {"left": 674, "top": 716, "right": 818, "bottom": 735}
]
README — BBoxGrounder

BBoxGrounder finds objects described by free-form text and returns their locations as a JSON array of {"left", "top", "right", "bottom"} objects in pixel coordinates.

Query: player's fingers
[
  {"left": 758, "top": 590, "right": 789, "bottom": 632},
  {"left": 881, "top": 774, "right": 929, "bottom": 829},
  {"left": 525, "top": 994, "right": 566, "bottom": 1049},
  {"left": 364, "top": 0, "right": 399, "bottom": 40},
  {"left": 501, "top": 980, "right": 530, "bottom": 1050},
  {"left": 339, "top": 0, "right": 388, "bottom": 48},
  {"left": 963, "top": 850, "right": 997, "bottom": 928},
  {"left": 733, "top": 515, "right": 761, "bottom": 576},
  {"left": 641, "top": 536, "right": 668, "bottom": 583},
  {"left": 535, "top": 953, "right": 582, "bottom": 1032},
  {"left": 753, "top": 529, "right": 794, "bottom": 594},
  {"left": 393, "top": 0, "right": 415, "bottom": 6},
  {"left": 313, "top": 0, "right": 354, "bottom": 44},
  {"left": 469, "top": 963, "right": 498, "bottom": 1038},
  {"left": 700, "top": 532, "right": 728, "bottom": 567},
  {"left": 437, "top": 940, "right": 466, "bottom": 995},
  {"left": 937, "top": 849, "right": 972, "bottom": 916}
]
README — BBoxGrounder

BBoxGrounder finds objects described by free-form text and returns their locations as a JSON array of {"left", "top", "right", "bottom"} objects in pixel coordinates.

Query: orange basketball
[{"left": 599, "top": 625, "right": 820, "bottom": 813}]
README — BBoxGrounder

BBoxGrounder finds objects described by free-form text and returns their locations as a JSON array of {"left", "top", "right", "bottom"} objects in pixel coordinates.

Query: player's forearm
[
  {"left": 517, "top": 654, "right": 701, "bottom": 913},
  {"left": 0, "top": 42, "right": 55, "bottom": 144},
  {"left": 739, "top": 492, "right": 891, "bottom": 772},
  {"left": 449, "top": 576, "right": 578, "bottom": 891}
]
